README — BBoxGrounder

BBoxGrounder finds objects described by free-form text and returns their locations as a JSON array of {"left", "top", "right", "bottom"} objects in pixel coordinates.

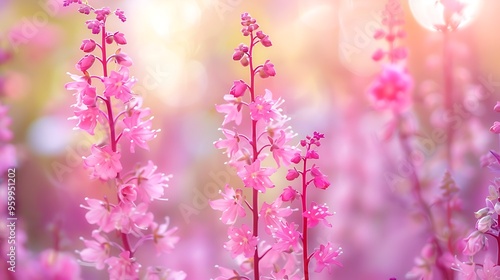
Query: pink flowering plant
[
  {"left": 211, "top": 13, "right": 341, "bottom": 279},
  {"left": 64, "top": 1, "right": 184, "bottom": 279},
  {"left": 452, "top": 104, "right": 500, "bottom": 279},
  {"left": 369, "top": 1, "right": 466, "bottom": 279}
]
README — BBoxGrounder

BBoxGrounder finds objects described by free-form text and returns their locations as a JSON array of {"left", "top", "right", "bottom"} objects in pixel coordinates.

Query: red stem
[
  {"left": 100, "top": 22, "right": 132, "bottom": 256},
  {"left": 301, "top": 153, "right": 310, "bottom": 280},
  {"left": 497, "top": 235, "right": 500, "bottom": 266},
  {"left": 248, "top": 32, "right": 260, "bottom": 280}
]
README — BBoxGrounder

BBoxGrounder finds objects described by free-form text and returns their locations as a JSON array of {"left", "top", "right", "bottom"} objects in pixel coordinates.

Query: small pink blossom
[
  {"left": 122, "top": 108, "right": 158, "bottom": 153},
  {"left": 477, "top": 256, "right": 500, "bottom": 280},
  {"left": 152, "top": 218, "right": 180, "bottom": 255},
  {"left": 73, "top": 106, "right": 100, "bottom": 135},
  {"left": 249, "top": 89, "right": 282, "bottom": 122},
  {"left": 286, "top": 169, "right": 299, "bottom": 181},
  {"left": 452, "top": 256, "right": 477, "bottom": 280},
  {"left": 78, "top": 5, "right": 90, "bottom": 15},
  {"left": 35, "top": 249, "right": 82, "bottom": 280},
  {"left": 76, "top": 54, "right": 95, "bottom": 72},
  {"left": 224, "top": 224, "right": 257, "bottom": 258},
  {"left": 85, "top": 20, "right": 101, "bottom": 34},
  {"left": 312, "top": 242, "right": 343, "bottom": 273},
  {"left": 269, "top": 130, "right": 296, "bottom": 167},
  {"left": 118, "top": 184, "right": 137, "bottom": 204},
  {"left": 232, "top": 44, "right": 248, "bottom": 61},
  {"left": 230, "top": 80, "right": 247, "bottom": 97},
  {"left": 94, "top": 8, "right": 110, "bottom": 21},
  {"left": 260, "top": 60, "right": 276, "bottom": 78},
  {"left": 237, "top": 159, "right": 276, "bottom": 192},
  {"left": 79, "top": 230, "right": 111, "bottom": 270},
  {"left": 463, "top": 231, "right": 487, "bottom": 256},
  {"left": 215, "top": 94, "right": 243, "bottom": 126},
  {"left": 114, "top": 51, "right": 133, "bottom": 67},
  {"left": 134, "top": 160, "right": 170, "bottom": 202},
  {"left": 104, "top": 67, "right": 136, "bottom": 102},
  {"left": 115, "top": 9, "right": 127, "bottom": 22},
  {"left": 280, "top": 186, "right": 298, "bottom": 202},
  {"left": 256, "top": 31, "right": 272, "bottom": 47},
  {"left": 303, "top": 202, "right": 333, "bottom": 228},
  {"left": 80, "top": 39, "right": 96, "bottom": 52},
  {"left": 83, "top": 145, "right": 122, "bottom": 180},
  {"left": 260, "top": 198, "right": 294, "bottom": 234},
  {"left": 105, "top": 251, "right": 139, "bottom": 280},
  {"left": 113, "top": 32, "right": 127, "bottom": 45},
  {"left": 65, "top": 73, "right": 96, "bottom": 106},
  {"left": 209, "top": 184, "right": 246, "bottom": 225},
  {"left": 290, "top": 152, "right": 301, "bottom": 164},
  {"left": 311, "top": 165, "right": 330, "bottom": 190},
  {"left": 490, "top": 122, "right": 500, "bottom": 134},
  {"left": 477, "top": 215, "right": 493, "bottom": 232},
  {"left": 368, "top": 64, "right": 413, "bottom": 111},
  {"left": 271, "top": 221, "right": 301, "bottom": 252},
  {"left": 82, "top": 198, "right": 115, "bottom": 232},
  {"left": 214, "top": 128, "right": 240, "bottom": 159},
  {"left": 110, "top": 202, "right": 153, "bottom": 234}
]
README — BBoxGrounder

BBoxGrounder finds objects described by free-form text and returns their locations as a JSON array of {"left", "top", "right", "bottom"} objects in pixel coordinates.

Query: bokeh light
[{"left": 408, "top": 0, "right": 482, "bottom": 31}]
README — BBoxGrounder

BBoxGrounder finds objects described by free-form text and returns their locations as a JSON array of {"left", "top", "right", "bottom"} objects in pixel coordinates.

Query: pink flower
[
  {"left": 105, "top": 251, "right": 139, "bottom": 280},
  {"left": 122, "top": 108, "right": 158, "bottom": 153},
  {"left": 232, "top": 44, "right": 248, "bottom": 61},
  {"left": 256, "top": 31, "right": 272, "bottom": 47},
  {"left": 286, "top": 169, "right": 299, "bottom": 181},
  {"left": 76, "top": 54, "right": 95, "bottom": 72},
  {"left": 240, "top": 13, "right": 259, "bottom": 35},
  {"left": 80, "top": 39, "right": 96, "bottom": 52},
  {"left": 311, "top": 165, "right": 330, "bottom": 190},
  {"left": 259, "top": 60, "right": 276, "bottom": 78},
  {"left": 67, "top": 79, "right": 96, "bottom": 107},
  {"left": 216, "top": 94, "right": 243, "bottom": 126},
  {"left": 260, "top": 198, "right": 294, "bottom": 234},
  {"left": 114, "top": 52, "right": 133, "bottom": 67},
  {"left": 452, "top": 256, "right": 477, "bottom": 280},
  {"left": 79, "top": 230, "right": 111, "bottom": 270},
  {"left": 104, "top": 67, "right": 136, "bottom": 102},
  {"left": 82, "top": 198, "right": 115, "bottom": 232},
  {"left": 303, "top": 202, "right": 333, "bottom": 228},
  {"left": 271, "top": 222, "right": 301, "bottom": 252},
  {"left": 118, "top": 184, "right": 138, "bottom": 204},
  {"left": 477, "top": 256, "right": 500, "bottom": 280},
  {"left": 269, "top": 130, "right": 296, "bottom": 167},
  {"left": 249, "top": 89, "right": 282, "bottom": 122},
  {"left": 94, "top": 8, "right": 110, "bottom": 21},
  {"left": 115, "top": 9, "right": 127, "bottom": 22},
  {"left": 209, "top": 184, "right": 246, "bottom": 225},
  {"left": 73, "top": 106, "right": 100, "bottom": 135},
  {"left": 490, "top": 122, "right": 500, "bottom": 134},
  {"left": 312, "top": 242, "right": 343, "bottom": 273},
  {"left": 111, "top": 202, "right": 153, "bottom": 234},
  {"left": 113, "top": 32, "right": 127, "bottom": 45},
  {"left": 78, "top": 5, "right": 90, "bottom": 15},
  {"left": 280, "top": 186, "right": 298, "bottom": 202},
  {"left": 477, "top": 215, "right": 493, "bottom": 232},
  {"left": 85, "top": 20, "right": 101, "bottom": 34},
  {"left": 152, "top": 218, "right": 180, "bottom": 255},
  {"left": 214, "top": 128, "right": 240, "bottom": 159},
  {"left": 368, "top": 64, "right": 413, "bottom": 111},
  {"left": 230, "top": 80, "right": 247, "bottom": 97},
  {"left": 224, "top": 224, "right": 257, "bottom": 258},
  {"left": 372, "top": 49, "right": 385, "bottom": 61},
  {"left": 134, "top": 160, "right": 170, "bottom": 201},
  {"left": 290, "top": 152, "right": 301, "bottom": 164},
  {"left": 35, "top": 249, "right": 81, "bottom": 280},
  {"left": 237, "top": 159, "right": 276, "bottom": 192},
  {"left": 83, "top": 145, "right": 123, "bottom": 180},
  {"left": 463, "top": 231, "right": 487, "bottom": 256}
]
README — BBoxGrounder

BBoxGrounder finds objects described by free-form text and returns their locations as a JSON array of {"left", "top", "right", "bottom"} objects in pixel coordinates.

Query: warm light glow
[{"left": 409, "top": 0, "right": 482, "bottom": 32}]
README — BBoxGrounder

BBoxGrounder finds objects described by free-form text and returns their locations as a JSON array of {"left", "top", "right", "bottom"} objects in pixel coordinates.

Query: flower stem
[
  {"left": 497, "top": 235, "right": 500, "bottom": 265},
  {"left": 100, "top": 22, "right": 132, "bottom": 257},
  {"left": 301, "top": 154, "right": 310, "bottom": 280},
  {"left": 248, "top": 32, "right": 260, "bottom": 279}
]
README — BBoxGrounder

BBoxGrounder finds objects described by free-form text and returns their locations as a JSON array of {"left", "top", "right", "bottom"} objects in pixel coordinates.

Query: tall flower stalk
[
  {"left": 211, "top": 13, "right": 341, "bottom": 279},
  {"left": 64, "top": 1, "right": 184, "bottom": 279}
]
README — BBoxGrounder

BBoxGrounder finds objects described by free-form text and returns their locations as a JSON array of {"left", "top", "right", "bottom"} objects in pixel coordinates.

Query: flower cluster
[
  {"left": 368, "top": 0, "right": 413, "bottom": 112},
  {"left": 64, "top": 3, "right": 183, "bottom": 279},
  {"left": 211, "top": 13, "right": 340, "bottom": 280},
  {"left": 453, "top": 102, "right": 500, "bottom": 279}
]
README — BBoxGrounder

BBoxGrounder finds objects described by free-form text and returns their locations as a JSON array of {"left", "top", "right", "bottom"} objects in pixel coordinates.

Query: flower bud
[
  {"left": 286, "top": 169, "right": 299, "bottom": 181},
  {"left": 80, "top": 39, "right": 96, "bottom": 53},
  {"left": 477, "top": 215, "right": 492, "bottom": 232},
  {"left": 76, "top": 55, "right": 95, "bottom": 72},
  {"left": 290, "top": 153, "right": 301, "bottom": 164},
  {"left": 114, "top": 32, "right": 127, "bottom": 45},
  {"left": 490, "top": 121, "right": 500, "bottom": 134},
  {"left": 230, "top": 80, "right": 247, "bottom": 97},
  {"left": 474, "top": 207, "right": 489, "bottom": 219},
  {"left": 494, "top": 101, "right": 500, "bottom": 112},
  {"left": 280, "top": 186, "right": 298, "bottom": 202}
]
